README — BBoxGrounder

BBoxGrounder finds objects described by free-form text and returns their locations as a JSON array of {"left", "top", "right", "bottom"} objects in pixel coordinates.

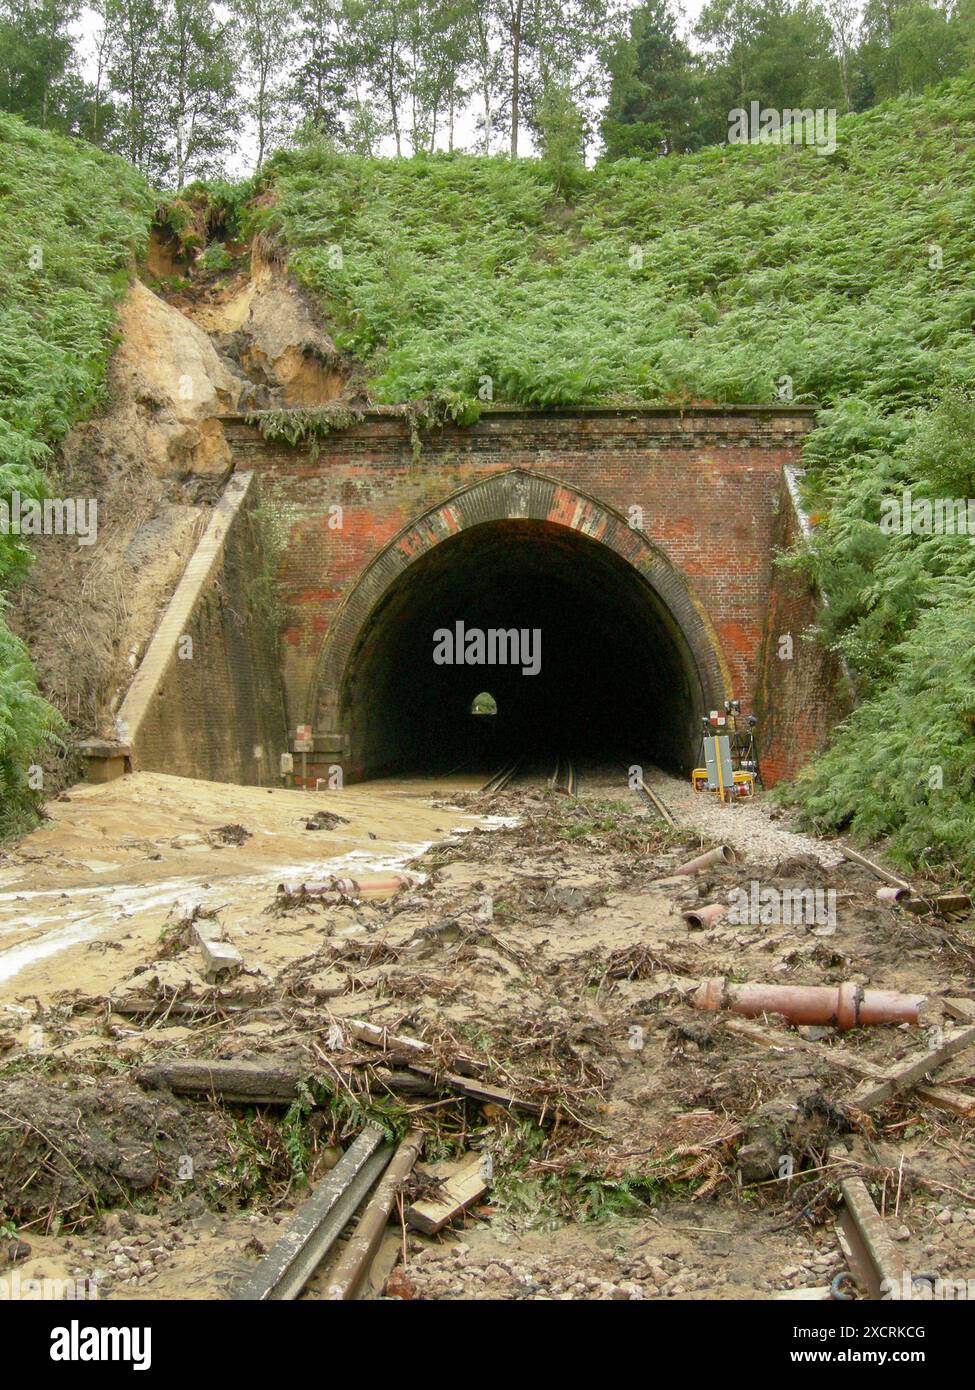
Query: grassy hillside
[
  {"left": 0, "top": 113, "right": 153, "bottom": 832},
  {"left": 262, "top": 80, "right": 975, "bottom": 876}
]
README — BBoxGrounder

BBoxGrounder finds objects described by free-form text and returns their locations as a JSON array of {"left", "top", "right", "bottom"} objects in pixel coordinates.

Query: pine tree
[{"left": 601, "top": 0, "right": 702, "bottom": 158}]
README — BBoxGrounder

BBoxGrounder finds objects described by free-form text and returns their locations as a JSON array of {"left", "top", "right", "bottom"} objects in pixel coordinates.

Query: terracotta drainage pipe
[
  {"left": 333, "top": 873, "right": 412, "bottom": 899},
  {"left": 681, "top": 903, "right": 727, "bottom": 929},
  {"left": 277, "top": 873, "right": 412, "bottom": 899},
  {"left": 675, "top": 846, "right": 738, "bottom": 876},
  {"left": 876, "top": 885, "right": 909, "bottom": 903},
  {"left": 691, "top": 976, "right": 927, "bottom": 1029}
]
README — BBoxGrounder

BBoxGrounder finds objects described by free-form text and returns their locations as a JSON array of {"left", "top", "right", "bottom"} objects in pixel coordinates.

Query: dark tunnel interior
[{"left": 341, "top": 520, "right": 707, "bottom": 779}]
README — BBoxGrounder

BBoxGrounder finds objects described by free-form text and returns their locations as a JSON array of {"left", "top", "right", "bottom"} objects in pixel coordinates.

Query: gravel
[{"left": 646, "top": 770, "right": 845, "bottom": 868}]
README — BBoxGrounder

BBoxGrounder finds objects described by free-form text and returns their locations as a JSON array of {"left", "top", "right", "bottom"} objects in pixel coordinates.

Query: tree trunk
[
  {"left": 388, "top": 38, "right": 401, "bottom": 155},
  {"left": 510, "top": 4, "right": 521, "bottom": 159}
]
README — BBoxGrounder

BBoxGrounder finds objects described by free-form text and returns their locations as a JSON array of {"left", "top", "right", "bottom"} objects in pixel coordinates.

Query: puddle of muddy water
[{"left": 0, "top": 772, "right": 501, "bottom": 993}]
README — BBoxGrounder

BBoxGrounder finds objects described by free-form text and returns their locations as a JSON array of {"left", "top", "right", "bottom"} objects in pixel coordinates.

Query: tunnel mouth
[{"left": 340, "top": 518, "right": 708, "bottom": 780}]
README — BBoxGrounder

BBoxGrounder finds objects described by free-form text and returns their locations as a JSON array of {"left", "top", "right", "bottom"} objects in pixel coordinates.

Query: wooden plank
[
  {"left": 727, "top": 1019, "right": 975, "bottom": 1118},
  {"left": 847, "top": 1025, "right": 975, "bottom": 1112},
  {"left": 404, "top": 1152, "right": 489, "bottom": 1235},
  {"left": 324, "top": 1130, "right": 425, "bottom": 1301},
  {"left": 914, "top": 1083, "right": 975, "bottom": 1118},
  {"left": 838, "top": 845, "right": 912, "bottom": 892},
  {"left": 138, "top": 1058, "right": 435, "bottom": 1103},
  {"left": 943, "top": 997, "right": 975, "bottom": 1022},
  {"left": 724, "top": 1018, "right": 882, "bottom": 1078},
  {"left": 936, "top": 894, "right": 972, "bottom": 918},
  {"left": 406, "top": 1064, "right": 545, "bottom": 1117},
  {"left": 345, "top": 1018, "right": 487, "bottom": 1077},
  {"left": 234, "top": 1126, "right": 391, "bottom": 1301}
]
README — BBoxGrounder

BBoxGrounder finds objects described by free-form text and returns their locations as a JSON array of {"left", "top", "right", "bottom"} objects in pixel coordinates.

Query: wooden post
[
  {"left": 847, "top": 1025, "right": 975, "bottom": 1112},
  {"left": 324, "top": 1130, "right": 425, "bottom": 1300},
  {"left": 137, "top": 1058, "right": 436, "bottom": 1104}
]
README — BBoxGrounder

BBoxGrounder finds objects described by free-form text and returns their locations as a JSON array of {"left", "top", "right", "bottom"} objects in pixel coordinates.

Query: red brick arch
[{"left": 308, "top": 468, "right": 730, "bottom": 741}]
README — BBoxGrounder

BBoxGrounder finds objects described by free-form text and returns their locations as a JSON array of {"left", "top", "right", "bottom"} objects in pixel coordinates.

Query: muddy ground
[{"left": 1, "top": 768, "right": 974, "bottom": 1301}]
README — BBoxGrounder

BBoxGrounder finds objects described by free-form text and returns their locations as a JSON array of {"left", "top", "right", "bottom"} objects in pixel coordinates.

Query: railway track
[
  {"left": 549, "top": 754, "right": 577, "bottom": 796},
  {"left": 625, "top": 764, "right": 678, "bottom": 826},
  {"left": 481, "top": 755, "right": 577, "bottom": 796},
  {"left": 480, "top": 759, "right": 520, "bottom": 794}
]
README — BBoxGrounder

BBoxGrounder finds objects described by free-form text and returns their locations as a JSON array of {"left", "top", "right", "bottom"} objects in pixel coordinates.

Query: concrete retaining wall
[{"left": 115, "top": 470, "right": 288, "bottom": 784}]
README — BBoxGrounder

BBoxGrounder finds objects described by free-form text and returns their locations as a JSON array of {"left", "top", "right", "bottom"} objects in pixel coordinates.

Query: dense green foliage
[
  {"left": 0, "top": 112, "right": 153, "bottom": 831},
  {"left": 269, "top": 77, "right": 975, "bottom": 874},
  {"left": 271, "top": 81, "right": 975, "bottom": 411}
]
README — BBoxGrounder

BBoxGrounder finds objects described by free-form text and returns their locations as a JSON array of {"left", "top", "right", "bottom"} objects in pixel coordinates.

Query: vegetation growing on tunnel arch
[
  {"left": 243, "top": 497, "right": 288, "bottom": 635},
  {"left": 246, "top": 392, "right": 480, "bottom": 463},
  {"left": 246, "top": 405, "right": 366, "bottom": 453}
]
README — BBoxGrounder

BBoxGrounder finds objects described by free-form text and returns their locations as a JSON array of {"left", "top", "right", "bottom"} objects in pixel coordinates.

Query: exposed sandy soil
[
  {"left": 8, "top": 280, "right": 249, "bottom": 750},
  {"left": 10, "top": 235, "right": 361, "bottom": 763},
  {"left": 2, "top": 768, "right": 974, "bottom": 1302}
]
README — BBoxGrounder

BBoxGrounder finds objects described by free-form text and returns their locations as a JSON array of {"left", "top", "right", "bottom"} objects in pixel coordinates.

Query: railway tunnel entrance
[{"left": 317, "top": 473, "right": 728, "bottom": 781}]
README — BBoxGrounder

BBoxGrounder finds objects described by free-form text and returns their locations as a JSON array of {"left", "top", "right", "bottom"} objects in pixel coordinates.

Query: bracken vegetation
[{"left": 0, "top": 112, "right": 153, "bottom": 832}]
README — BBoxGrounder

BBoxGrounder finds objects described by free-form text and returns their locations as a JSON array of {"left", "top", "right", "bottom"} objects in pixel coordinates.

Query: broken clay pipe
[
  {"left": 876, "top": 885, "right": 909, "bottom": 903},
  {"left": 681, "top": 903, "right": 727, "bottom": 929},
  {"left": 675, "top": 845, "right": 738, "bottom": 876},
  {"left": 277, "top": 872, "right": 413, "bottom": 900},
  {"left": 692, "top": 977, "right": 927, "bottom": 1029}
]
